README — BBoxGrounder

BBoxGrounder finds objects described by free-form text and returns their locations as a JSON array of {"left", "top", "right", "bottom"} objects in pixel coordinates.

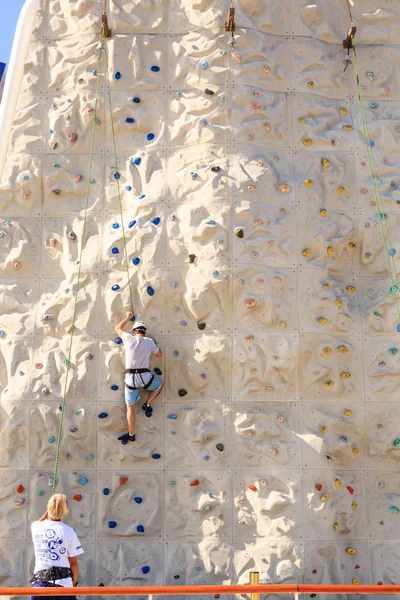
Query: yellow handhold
[
  {"left": 318, "top": 317, "right": 328, "bottom": 324},
  {"left": 335, "top": 298, "right": 342, "bottom": 307},
  {"left": 338, "top": 345, "right": 348, "bottom": 353},
  {"left": 327, "top": 246, "right": 333, "bottom": 255},
  {"left": 352, "top": 579, "right": 360, "bottom": 586},
  {"left": 320, "top": 209, "right": 327, "bottom": 217},
  {"left": 326, "top": 455, "right": 333, "bottom": 462},
  {"left": 308, "top": 81, "right": 314, "bottom": 89},
  {"left": 325, "top": 380, "right": 334, "bottom": 387},
  {"left": 305, "top": 179, "right": 315, "bottom": 188},
  {"left": 348, "top": 242, "right": 356, "bottom": 249},
  {"left": 319, "top": 426, "right": 327, "bottom": 434},
  {"left": 343, "top": 124, "right": 353, "bottom": 131},
  {"left": 334, "top": 479, "right": 341, "bottom": 488},
  {"left": 321, "top": 493, "right": 330, "bottom": 502},
  {"left": 346, "top": 285, "right": 356, "bottom": 292},
  {"left": 299, "top": 117, "right": 306, "bottom": 124},
  {"left": 333, "top": 522, "right": 339, "bottom": 531},
  {"left": 303, "top": 139, "right": 312, "bottom": 146},
  {"left": 346, "top": 548, "right": 357, "bottom": 555},
  {"left": 352, "top": 502, "right": 358, "bottom": 510},
  {"left": 322, "top": 346, "right": 331, "bottom": 355},
  {"left": 321, "top": 158, "right": 331, "bottom": 168},
  {"left": 323, "top": 283, "right": 330, "bottom": 290},
  {"left": 302, "top": 248, "right": 311, "bottom": 257},
  {"left": 340, "top": 372, "right": 351, "bottom": 379},
  {"left": 339, "top": 107, "right": 348, "bottom": 115},
  {"left": 344, "top": 409, "right": 352, "bottom": 416},
  {"left": 352, "top": 448, "right": 359, "bottom": 455},
  {"left": 337, "top": 187, "right": 345, "bottom": 195}
]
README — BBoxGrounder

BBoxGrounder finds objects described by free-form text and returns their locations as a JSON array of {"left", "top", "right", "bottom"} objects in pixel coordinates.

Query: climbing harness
[
  {"left": 344, "top": 1, "right": 400, "bottom": 327},
  {"left": 124, "top": 368, "right": 155, "bottom": 390},
  {"left": 51, "top": 25, "right": 133, "bottom": 493},
  {"left": 30, "top": 567, "right": 73, "bottom": 585}
]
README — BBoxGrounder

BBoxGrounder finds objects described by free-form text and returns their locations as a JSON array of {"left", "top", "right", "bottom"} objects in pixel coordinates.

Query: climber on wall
[
  {"left": 30, "top": 494, "right": 83, "bottom": 600},
  {"left": 115, "top": 312, "right": 163, "bottom": 442}
]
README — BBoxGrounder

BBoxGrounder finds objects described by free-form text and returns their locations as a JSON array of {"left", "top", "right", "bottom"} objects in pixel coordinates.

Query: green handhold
[
  {"left": 169, "top": 481, "right": 176, "bottom": 486},
  {"left": 239, "top": 279, "right": 245, "bottom": 285},
  {"left": 52, "top": 163, "right": 61, "bottom": 168},
  {"left": 377, "top": 212, "right": 387, "bottom": 220},
  {"left": 368, "top": 102, "right": 379, "bottom": 109},
  {"left": 95, "top": 117, "right": 101, "bottom": 125},
  {"left": 200, "top": 391, "right": 205, "bottom": 397},
  {"left": 220, "top": 49, "right": 227, "bottom": 55},
  {"left": 210, "top": 151, "right": 217, "bottom": 156},
  {"left": 64, "top": 288, "right": 70, "bottom": 294},
  {"left": 390, "top": 285, "right": 398, "bottom": 296},
  {"left": 217, "top": 238, "right": 224, "bottom": 244},
  {"left": 393, "top": 438, "right": 400, "bottom": 447},
  {"left": 173, "top": 306, "right": 179, "bottom": 311},
  {"left": 90, "top": 179, "right": 96, "bottom": 184},
  {"left": 196, "top": 348, "right": 201, "bottom": 353},
  {"left": 389, "top": 347, "right": 398, "bottom": 356},
  {"left": 204, "top": 435, "right": 210, "bottom": 441},
  {"left": 395, "top": 126, "right": 400, "bottom": 133},
  {"left": 366, "top": 71, "right": 374, "bottom": 81},
  {"left": 87, "top": 454, "right": 94, "bottom": 461},
  {"left": 220, "top": 95, "right": 226, "bottom": 100},
  {"left": 389, "top": 505, "right": 400, "bottom": 514},
  {"left": 63, "top": 358, "right": 70, "bottom": 367},
  {"left": 171, "top": 431, "right": 176, "bottom": 435},
  {"left": 374, "top": 311, "right": 382, "bottom": 319},
  {"left": 205, "top": 505, "right": 211, "bottom": 511},
  {"left": 38, "top": 490, "right": 44, "bottom": 496},
  {"left": 76, "top": 410, "right": 83, "bottom": 416},
  {"left": 365, "top": 252, "right": 371, "bottom": 259}
]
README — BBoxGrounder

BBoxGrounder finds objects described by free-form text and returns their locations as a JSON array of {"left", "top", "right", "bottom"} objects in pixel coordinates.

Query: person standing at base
[
  {"left": 30, "top": 493, "right": 83, "bottom": 600},
  {"left": 115, "top": 312, "right": 163, "bottom": 442}
]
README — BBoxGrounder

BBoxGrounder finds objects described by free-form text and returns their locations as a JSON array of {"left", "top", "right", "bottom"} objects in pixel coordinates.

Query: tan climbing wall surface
[{"left": 1, "top": 0, "right": 400, "bottom": 595}]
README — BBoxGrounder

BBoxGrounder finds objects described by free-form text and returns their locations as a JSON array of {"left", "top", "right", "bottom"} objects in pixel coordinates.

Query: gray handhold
[
  {"left": 42, "top": 313, "right": 55, "bottom": 321},
  {"left": 67, "top": 231, "right": 76, "bottom": 240},
  {"left": 69, "top": 426, "right": 78, "bottom": 433},
  {"left": 41, "top": 387, "right": 50, "bottom": 396}
]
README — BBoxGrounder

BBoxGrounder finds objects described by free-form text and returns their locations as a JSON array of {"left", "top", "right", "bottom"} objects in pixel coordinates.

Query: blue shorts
[{"left": 124, "top": 375, "right": 163, "bottom": 405}]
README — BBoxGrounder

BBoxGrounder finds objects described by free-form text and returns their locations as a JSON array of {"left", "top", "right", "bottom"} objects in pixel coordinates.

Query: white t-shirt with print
[
  {"left": 31, "top": 520, "right": 84, "bottom": 586},
  {"left": 122, "top": 332, "right": 159, "bottom": 388}
]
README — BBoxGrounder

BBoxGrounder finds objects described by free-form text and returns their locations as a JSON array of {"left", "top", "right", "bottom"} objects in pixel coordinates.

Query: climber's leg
[
  {"left": 142, "top": 376, "right": 163, "bottom": 417},
  {"left": 118, "top": 388, "right": 139, "bottom": 441}
]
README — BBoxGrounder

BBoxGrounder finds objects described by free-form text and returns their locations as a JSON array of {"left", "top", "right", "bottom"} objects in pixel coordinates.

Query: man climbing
[{"left": 115, "top": 312, "right": 163, "bottom": 442}]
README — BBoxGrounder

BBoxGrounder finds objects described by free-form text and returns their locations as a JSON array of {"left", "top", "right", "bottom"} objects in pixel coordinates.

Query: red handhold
[
  {"left": 248, "top": 484, "right": 257, "bottom": 492},
  {"left": 68, "top": 133, "right": 78, "bottom": 143},
  {"left": 312, "top": 570, "right": 317, "bottom": 574},
  {"left": 17, "top": 485, "right": 25, "bottom": 494},
  {"left": 215, "top": 595, "right": 220, "bottom": 599},
  {"left": 355, "top": 565, "right": 360, "bottom": 570},
  {"left": 75, "top": 174, "right": 82, "bottom": 183},
  {"left": 315, "top": 484, "right": 323, "bottom": 491},
  {"left": 73, "top": 494, "right": 82, "bottom": 502},
  {"left": 347, "top": 486, "right": 354, "bottom": 494},
  {"left": 190, "top": 479, "right": 200, "bottom": 487},
  {"left": 88, "top": 108, "right": 95, "bottom": 115},
  {"left": 377, "top": 582, "right": 383, "bottom": 586},
  {"left": 119, "top": 477, "right": 128, "bottom": 485}
]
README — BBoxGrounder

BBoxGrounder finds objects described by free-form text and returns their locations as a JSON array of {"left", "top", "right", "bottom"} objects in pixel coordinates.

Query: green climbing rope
[
  {"left": 51, "top": 26, "right": 133, "bottom": 493},
  {"left": 351, "top": 39, "right": 400, "bottom": 324}
]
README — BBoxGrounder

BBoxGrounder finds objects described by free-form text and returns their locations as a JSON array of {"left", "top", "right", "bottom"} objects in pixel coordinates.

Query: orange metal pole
[{"left": 300, "top": 585, "right": 400, "bottom": 594}]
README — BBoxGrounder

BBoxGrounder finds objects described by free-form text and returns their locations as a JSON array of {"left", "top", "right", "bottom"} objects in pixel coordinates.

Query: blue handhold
[
  {"left": 132, "top": 257, "right": 141, "bottom": 266},
  {"left": 128, "top": 220, "right": 137, "bottom": 229},
  {"left": 203, "top": 455, "right": 210, "bottom": 461},
  {"left": 112, "top": 247, "right": 119, "bottom": 254},
  {"left": 108, "top": 521, "right": 117, "bottom": 528},
  {"left": 111, "top": 384, "right": 119, "bottom": 391},
  {"left": 122, "top": 440, "right": 128, "bottom": 445},
  {"left": 206, "top": 219, "right": 216, "bottom": 225},
  {"left": 111, "top": 284, "right": 120, "bottom": 291},
  {"left": 5, "top": 221, "right": 12, "bottom": 227},
  {"left": 151, "top": 217, "right": 161, "bottom": 225},
  {"left": 138, "top": 193, "right": 146, "bottom": 200},
  {"left": 212, "top": 270, "right": 219, "bottom": 277},
  {"left": 92, "top": 69, "right": 97, "bottom": 76},
  {"left": 112, "top": 223, "right": 120, "bottom": 229},
  {"left": 58, "top": 406, "right": 63, "bottom": 412},
  {"left": 114, "top": 172, "right": 120, "bottom": 180},
  {"left": 98, "top": 413, "right": 108, "bottom": 419},
  {"left": 126, "top": 186, "right": 132, "bottom": 191},
  {"left": 48, "top": 436, "right": 55, "bottom": 443},
  {"left": 132, "top": 97, "right": 141, "bottom": 103},
  {"left": 152, "top": 453, "right": 161, "bottom": 459},
  {"left": 114, "top": 71, "right": 121, "bottom": 80},
  {"left": 134, "top": 497, "right": 143, "bottom": 504},
  {"left": 147, "top": 286, "right": 154, "bottom": 296},
  {"left": 137, "top": 524, "right": 145, "bottom": 533},
  {"left": 201, "top": 119, "right": 208, "bottom": 126},
  {"left": 132, "top": 157, "right": 141, "bottom": 166},
  {"left": 78, "top": 477, "right": 88, "bottom": 485},
  {"left": 369, "top": 140, "right": 375, "bottom": 147},
  {"left": 192, "top": 45, "right": 198, "bottom": 50},
  {"left": 115, "top": 337, "right": 122, "bottom": 345},
  {"left": 177, "top": 91, "right": 182, "bottom": 97},
  {"left": 150, "top": 65, "right": 160, "bottom": 72},
  {"left": 200, "top": 373, "right": 206, "bottom": 380},
  {"left": 196, "top": 567, "right": 202, "bottom": 571},
  {"left": 190, "top": 172, "right": 197, "bottom": 180},
  {"left": 173, "top": 351, "right": 179, "bottom": 357},
  {"left": 125, "top": 117, "right": 135, "bottom": 123},
  {"left": 141, "top": 566, "right": 150, "bottom": 574},
  {"left": 201, "top": 61, "right": 209, "bottom": 69},
  {"left": 50, "top": 129, "right": 54, "bottom": 134},
  {"left": 0, "top": 330, "right": 5, "bottom": 338},
  {"left": 180, "top": 321, "right": 187, "bottom": 326},
  {"left": 172, "top": 282, "right": 178, "bottom": 288},
  {"left": 389, "top": 248, "right": 396, "bottom": 256},
  {"left": 397, "top": 324, "right": 400, "bottom": 332},
  {"left": 103, "top": 488, "right": 110, "bottom": 495},
  {"left": 147, "top": 133, "right": 155, "bottom": 141},
  {"left": 167, "top": 414, "right": 177, "bottom": 419},
  {"left": 154, "top": 367, "right": 162, "bottom": 376}
]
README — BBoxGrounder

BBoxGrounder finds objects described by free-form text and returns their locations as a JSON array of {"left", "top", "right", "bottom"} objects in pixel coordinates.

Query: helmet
[{"left": 132, "top": 320, "right": 146, "bottom": 331}]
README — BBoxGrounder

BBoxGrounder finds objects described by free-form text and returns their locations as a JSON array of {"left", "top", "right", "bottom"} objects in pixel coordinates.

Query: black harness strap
[
  {"left": 30, "top": 567, "right": 73, "bottom": 584},
  {"left": 124, "top": 368, "right": 154, "bottom": 390}
]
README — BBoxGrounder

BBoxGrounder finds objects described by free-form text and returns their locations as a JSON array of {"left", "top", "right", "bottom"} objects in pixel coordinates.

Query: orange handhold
[
  {"left": 347, "top": 485, "right": 354, "bottom": 494},
  {"left": 315, "top": 484, "right": 323, "bottom": 491},
  {"left": 248, "top": 484, "right": 257, "bottom": 492},
  {"left": 355, "top": 565, "right": 360, "bottom": 570},
  {"left": 190, "top": 479, "right": 200, "bottom": 486},
  {"left": 119, "top": 477, "right": 128, "bottom": 485},
  {"left": 73, "top": 494, "right": 82, "bottom": 502},
  {"left": 16, "top": 485, "right": 24, "bottom": 494}
]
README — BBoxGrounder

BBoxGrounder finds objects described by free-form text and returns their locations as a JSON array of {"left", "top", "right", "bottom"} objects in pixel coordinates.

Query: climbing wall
[{"left": 1, "top": 0, "right": 400, "bottom": 595}]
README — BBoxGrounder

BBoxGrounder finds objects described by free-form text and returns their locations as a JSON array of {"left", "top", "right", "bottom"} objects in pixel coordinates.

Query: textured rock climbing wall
[{"left": 1, "top": 0, "right": 400, "bottom": 596}]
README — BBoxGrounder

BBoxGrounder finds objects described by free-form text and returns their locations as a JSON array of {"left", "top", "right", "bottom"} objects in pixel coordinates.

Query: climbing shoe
[
  {"left": 142, "top": 403, "right": 153, "bottom": 418},
  {"left": 118, "top": 433, "right": 136, "bottom": 442}
]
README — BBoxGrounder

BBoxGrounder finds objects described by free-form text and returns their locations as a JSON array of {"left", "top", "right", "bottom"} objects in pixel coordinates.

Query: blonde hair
[{"left": 47, "top": 493, "right": 69, "bottom": 521}]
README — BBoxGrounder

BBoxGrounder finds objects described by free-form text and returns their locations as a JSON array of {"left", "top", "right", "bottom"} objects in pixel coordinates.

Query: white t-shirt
[
  {"left": 122, "top": 332, "right": 159, "bottom": 388},
  {"left": 31, "top": 520, "right": 84, "bottom": 586}
]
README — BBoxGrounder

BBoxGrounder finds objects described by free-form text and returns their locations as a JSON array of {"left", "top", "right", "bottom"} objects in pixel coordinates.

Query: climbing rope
[
  {"left": 350, "top": 39, "right": 400, "bottom": 325},
  {"left": 51, "top": 26, "right": 134, "bottom": 493}
]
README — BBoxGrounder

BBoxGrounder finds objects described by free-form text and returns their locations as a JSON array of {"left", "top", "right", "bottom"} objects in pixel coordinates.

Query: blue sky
[{"left": 1, "top": 0, "right": 27, "bottom": 66}]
